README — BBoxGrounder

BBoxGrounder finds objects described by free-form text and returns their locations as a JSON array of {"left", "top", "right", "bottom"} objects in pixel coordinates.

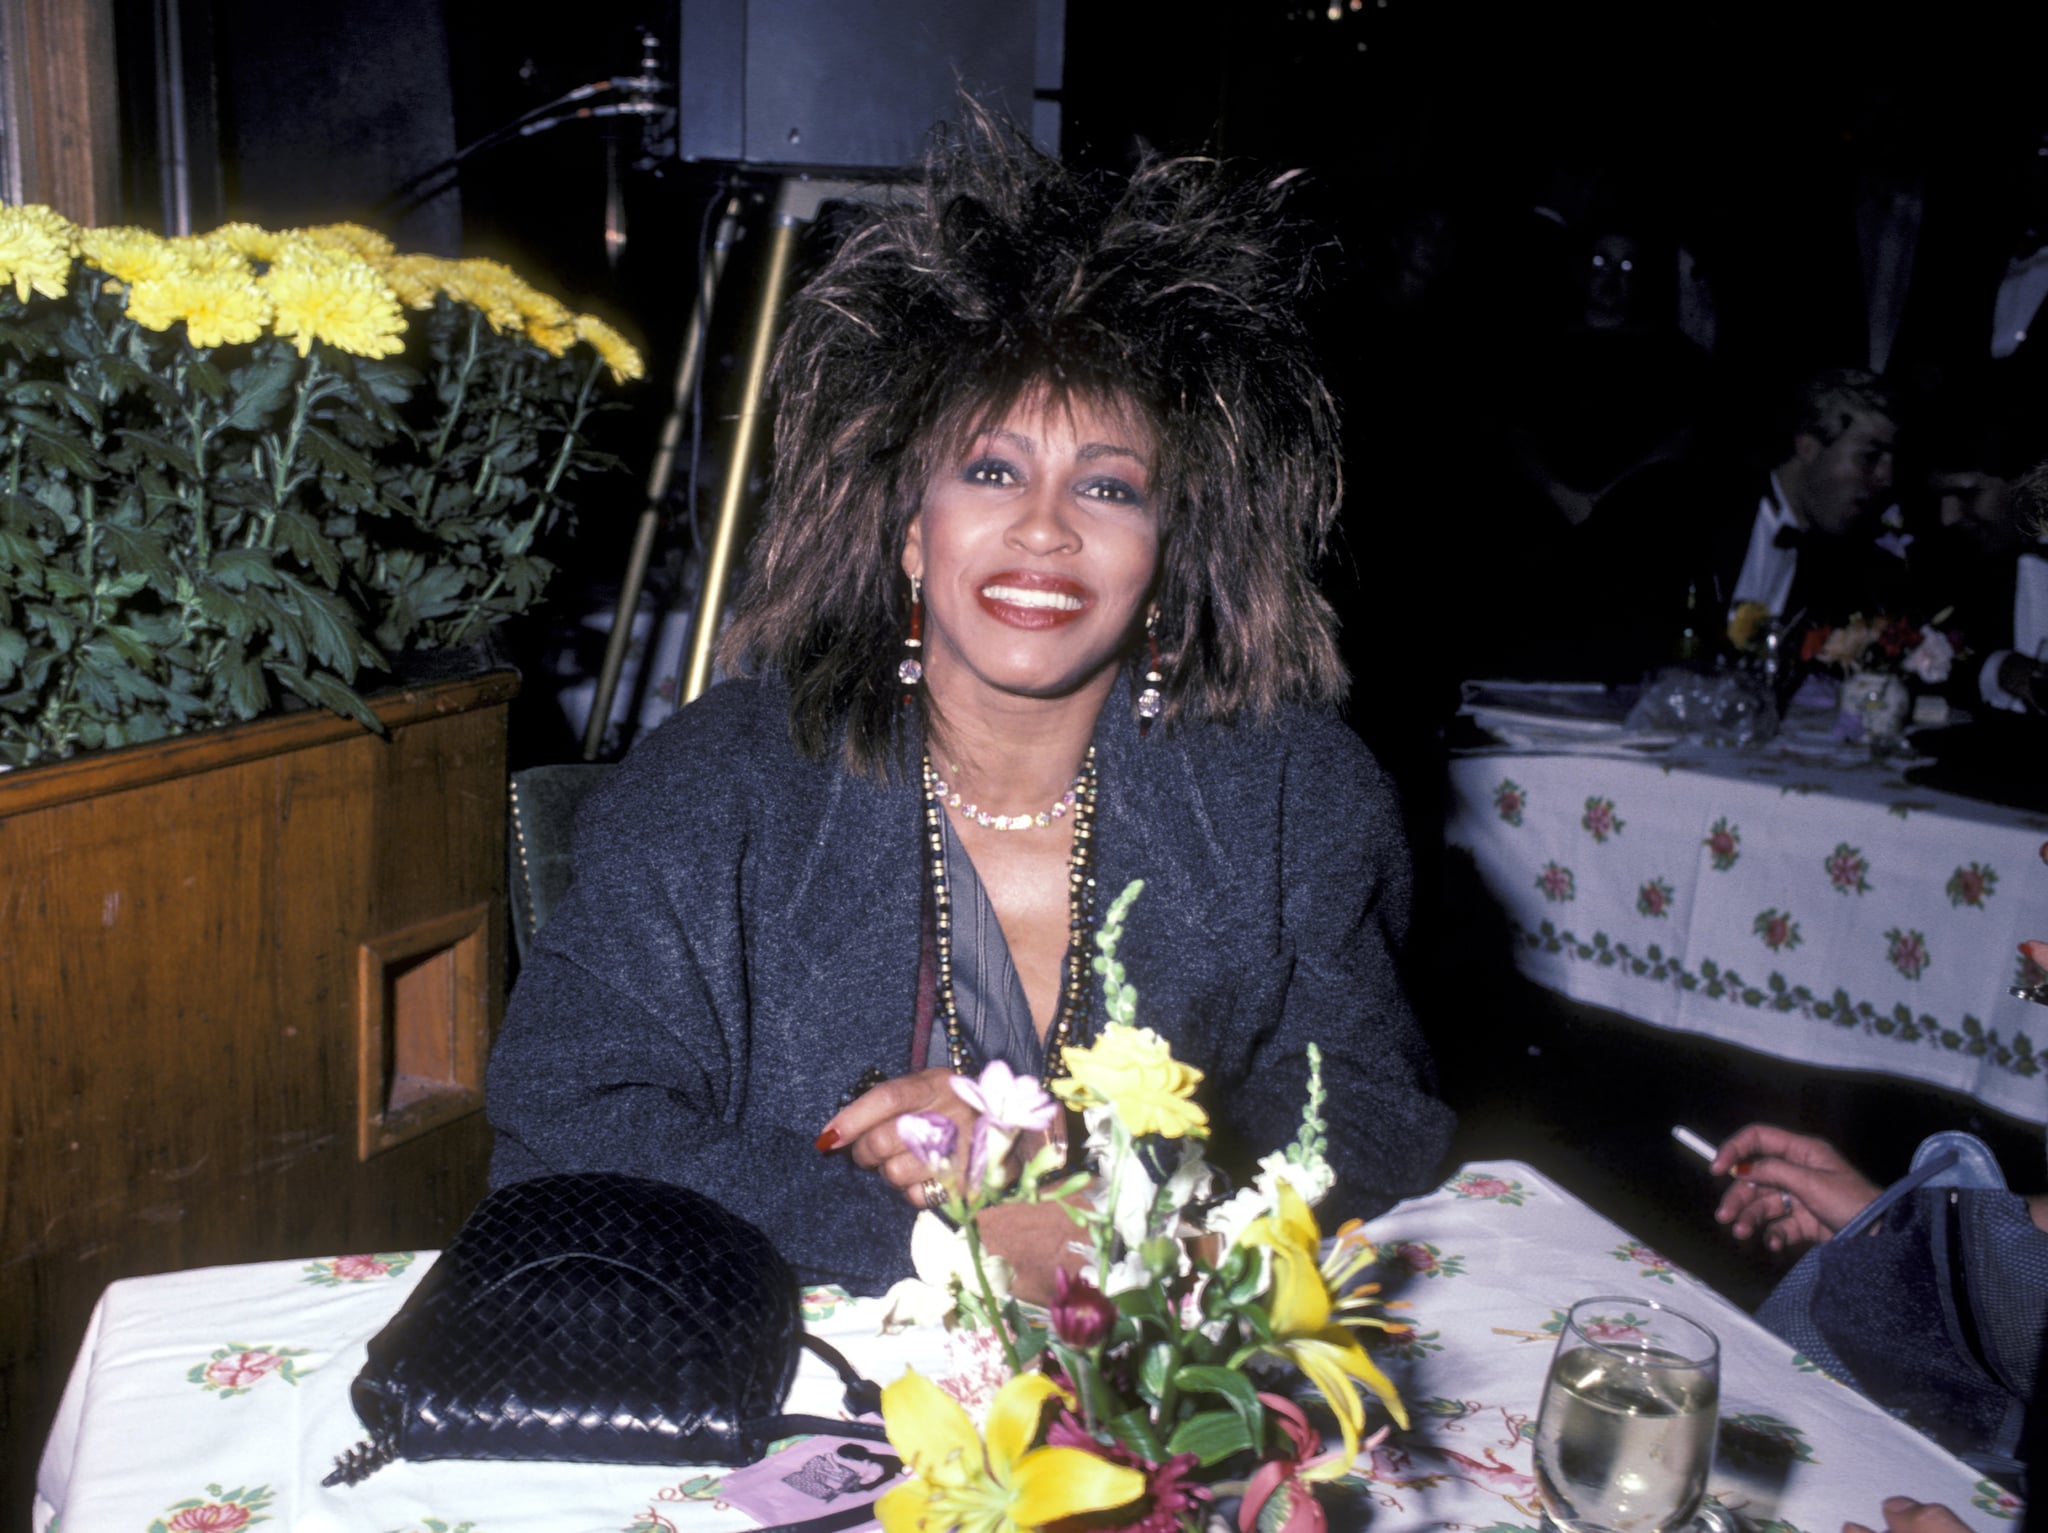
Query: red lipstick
[{"left": 974, "top": 571, "right": 1092, "bottom": 629}]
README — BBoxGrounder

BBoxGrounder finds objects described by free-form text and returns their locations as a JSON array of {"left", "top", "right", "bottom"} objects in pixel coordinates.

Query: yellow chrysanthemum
[
  {"left": 1051, "top": 1024, "right": 1209, "bottom": 1139},
  {"left": 207, "top": 222, "right": 287, "bottom": 264},
  {"left": 433, "top": 257, "right": 528, "bottom": 333},
  {"left": 165, "top": 235, "right": 255, "bottom": 279},
  {"left": 574, "top": 312, "right": 645, "bottom": 384},
  {"left": 260, "top": 242, "right": 406, "bottom": 358},
  {"left": 376, "top": 253, "right": 455, "bottom": 310},
  {"left": 0, "top": 204, "right": 76, "bottom": 304},
  {"left": 513, "top": 285, "right": 577, "bottom": 356},
  {"left": 879, "top": 1370, "right": 1145, "bottom": 1533},
  {"left": 1238, "top": 1183, "right": 1407, "bottom": 1467},
  {"left": 125, "top": 259, "right": 272, "bottom": 349},
  {"left": 294, "top": 222, "right": 395, "bottom": 262},
  {"left": 76, "top": 225, "right": 180, "bottom": 287}
]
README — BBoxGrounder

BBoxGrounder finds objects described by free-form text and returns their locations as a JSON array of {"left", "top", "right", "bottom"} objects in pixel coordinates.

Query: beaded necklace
[{"left": 921, "top": 746, "right": 1098, "bottom": 1080}]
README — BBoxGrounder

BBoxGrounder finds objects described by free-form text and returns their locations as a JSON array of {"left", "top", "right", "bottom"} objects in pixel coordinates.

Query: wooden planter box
[{"left": 0, "top": 668, "right": 518, "bottom": 1507}]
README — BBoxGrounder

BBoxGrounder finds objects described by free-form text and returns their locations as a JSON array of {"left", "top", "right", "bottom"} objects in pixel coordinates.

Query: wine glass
[{"left": 1533, "top": 1296, "right": 1723, "bottom": 1533}]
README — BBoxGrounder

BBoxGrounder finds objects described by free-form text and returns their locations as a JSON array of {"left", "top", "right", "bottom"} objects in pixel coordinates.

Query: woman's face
[{"left": 902, "top": 392, "right": 1161, "bottom": 712}]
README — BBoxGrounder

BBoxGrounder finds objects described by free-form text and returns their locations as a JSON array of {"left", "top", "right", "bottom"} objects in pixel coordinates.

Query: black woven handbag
[{"left": 325, "top": 1173, "right": 887, "bottom": 1487}]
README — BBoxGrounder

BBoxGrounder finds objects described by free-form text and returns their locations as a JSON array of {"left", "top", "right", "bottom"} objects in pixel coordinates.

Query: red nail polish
[
  {"left": 815, "top": 1127, "right": 841, "bottom": 1152},
  {"left": 1732, "top": 1159, "right": 1755, "bottom": 1177}
]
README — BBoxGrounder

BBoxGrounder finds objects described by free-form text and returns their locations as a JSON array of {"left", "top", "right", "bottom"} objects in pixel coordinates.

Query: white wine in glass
[{"left": 1533, "top": 1296, "right": 1721, "bottom": 1533}]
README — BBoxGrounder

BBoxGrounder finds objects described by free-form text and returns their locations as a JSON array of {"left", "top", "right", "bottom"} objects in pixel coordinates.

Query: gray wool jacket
[{"left": 486, "top": 674, "right": 1454, "bottom": 1294}]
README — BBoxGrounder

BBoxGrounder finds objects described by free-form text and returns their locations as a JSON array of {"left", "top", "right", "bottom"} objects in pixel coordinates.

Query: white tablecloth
[
  {"left": 37, "top": 1163, "right": 2021, "bottom": 1533},
  {"left": 1448, "top": 731, "right": 2048, "bottom": 1123}
]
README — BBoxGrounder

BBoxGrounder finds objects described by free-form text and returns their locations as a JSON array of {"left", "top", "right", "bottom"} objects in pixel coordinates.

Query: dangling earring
[
  {"left": 1136, "top": 607, "right": 1163, "bottom": 734},
  {"left": 898, "top": 576, "right": 924, "bottom": 696}
]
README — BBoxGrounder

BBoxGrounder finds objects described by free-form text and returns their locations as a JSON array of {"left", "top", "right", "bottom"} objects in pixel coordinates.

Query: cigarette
[{"left": 1671, "top": 1126, "right": 1718, "bottom": 1162}]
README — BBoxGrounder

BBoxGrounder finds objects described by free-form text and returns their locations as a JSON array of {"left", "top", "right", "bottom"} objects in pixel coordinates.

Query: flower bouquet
[
  {"left": 1797, "top": 610, "right": 1962, "bottom": 748},
  {"left": 0, "top": 205, "right": 643, "bottom": 766},
  {"left": 877, "top": 880, "right": 1407, "bottom": 1533}
]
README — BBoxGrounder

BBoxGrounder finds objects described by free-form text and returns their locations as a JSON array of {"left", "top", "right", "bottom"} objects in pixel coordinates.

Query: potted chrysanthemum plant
[
  {"left": 0, "top": 208, "right": 646, "bottom": 1432},
  {"left": 0, "top": 203, "right": 642, "bottom": 767},
  {"left": 877, "top": 880, "right": 1409, "bottom": 1533}
]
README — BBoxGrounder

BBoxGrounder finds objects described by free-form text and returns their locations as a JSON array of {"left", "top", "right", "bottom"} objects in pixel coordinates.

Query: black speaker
[{"left": 676, "top": 0, "right": 1063, "bottom": 171}]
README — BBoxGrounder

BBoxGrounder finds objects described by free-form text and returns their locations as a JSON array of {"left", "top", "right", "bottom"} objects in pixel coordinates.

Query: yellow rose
[{"left": 1051, "top": 1025, "right": 1208, "bottom": 1138}]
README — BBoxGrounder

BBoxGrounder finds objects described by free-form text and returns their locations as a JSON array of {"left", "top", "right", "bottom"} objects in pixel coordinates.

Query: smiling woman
[{"left": 484, "top": 102, "right": 1455, "bottom": 1300}]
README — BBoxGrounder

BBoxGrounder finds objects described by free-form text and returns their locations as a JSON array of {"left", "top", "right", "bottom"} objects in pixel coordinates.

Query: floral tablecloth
[
  {"left": 36, "top": 1163, "right": 2012, "bottom": 1533},
  {"left": 1448, "top": 735, "right": 2048, "bottom": 1124}
]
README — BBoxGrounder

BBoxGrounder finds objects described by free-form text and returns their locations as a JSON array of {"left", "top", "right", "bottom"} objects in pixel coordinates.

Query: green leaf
[
  {"left": 269, "top": 662, "right": 382, "bottom": 732},
  {"left": 1172, "top": 1364, "right": 1264, "bottom": 1436},
  {"left": 22, "top": 424, "right": 104, "bottom": 478},
  {"left": 0, "top": 626, "right": 25, "bottom": 683},
  {"left": 271, "top": 506, "right": 342, "bottom": 586},
  {"left": 1164, "top": 1409, "right": 1257, "bottom": 1467},
  {"left": 1104, "top": 1408, "right": 1165, "bottom": 1464},
  {"left": 185, "top": 357, "right": 229, "bottom": 400},
  {"left": 224, "top": 353, "right": 304, "bottom": 432},
  {"left": 210, "top": 546, "right": 282, "bottom": 591},
  {"left": 220, "top": 648, "right": 267, "bottom": 717},
  {"left": 112, "top": 429, "right": 202, "bottom": 481},
  {"left": 99, "top": 523, "right": 178, "bottom": 592},
  {"left": 4, "top": 378, "right": 102, "bottom": 430},
  {"left": 277, "top": 571, "right": 373, "bottom": 677},
  {"left": 302, "top": 424, "right": 377, "bottom": 485},
  {"left": 92, "top": 355, "right": 182, "bottom": 411},
  {"left": 1137, "top": 1341, "right": 1174, "bottom": 1405},
  {"left": 27, "top": 602, "right": 76, "bottom": 650},
  {"left": 193, "top": 583, "right": 256, "bottom": 640},
  {"left": 352, "top": 357, "right": 421, "bottom": 407}
]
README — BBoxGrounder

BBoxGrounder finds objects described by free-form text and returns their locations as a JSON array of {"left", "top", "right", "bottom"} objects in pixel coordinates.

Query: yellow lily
[
  {"left": 878, "top": 1369, "right": 1147, "bottom": 1533},
  {"left": 1238, "top": 1183, "right": 1408, "bottom": 1466}
]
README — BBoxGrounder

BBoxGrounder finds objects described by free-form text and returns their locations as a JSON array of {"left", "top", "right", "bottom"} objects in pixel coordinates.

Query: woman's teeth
[{"left": 981, "top": 584, "right": 1084, "bottom": 611}]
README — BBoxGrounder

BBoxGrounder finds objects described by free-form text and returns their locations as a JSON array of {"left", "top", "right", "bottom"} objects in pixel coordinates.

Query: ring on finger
[
  {"left": 921, "top": 1176, "right": 948, "bottom": 1210},
  {"left": 1780, "top": 1190, "right": 1793, "bottom": 1213}
]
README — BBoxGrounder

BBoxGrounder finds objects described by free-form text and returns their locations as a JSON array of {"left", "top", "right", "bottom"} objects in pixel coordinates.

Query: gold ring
[{"left": 921, "top": 1177, "right": 948, "bottom": 1210}]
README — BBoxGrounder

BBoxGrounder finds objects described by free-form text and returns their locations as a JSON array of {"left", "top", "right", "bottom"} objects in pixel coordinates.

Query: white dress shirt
[{"left": 1730, "top": 474, "right": 1799, "bottom": 619}]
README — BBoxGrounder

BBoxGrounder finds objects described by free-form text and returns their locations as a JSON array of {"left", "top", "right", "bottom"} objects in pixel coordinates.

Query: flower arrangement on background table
[
  {"left": 877, "top": 880, "right": 1407, "bottom": 1533},
  {"left": 0, "top": 204, "right": 643, "bottom": 766}
]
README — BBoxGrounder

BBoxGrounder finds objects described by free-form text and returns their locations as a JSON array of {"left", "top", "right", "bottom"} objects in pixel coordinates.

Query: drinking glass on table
[{"left": 1533, "top": 1296, "right": 1727, "bottom": 1533}]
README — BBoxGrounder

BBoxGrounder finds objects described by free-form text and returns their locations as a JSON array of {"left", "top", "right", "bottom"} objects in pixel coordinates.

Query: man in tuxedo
[
  {"left": 1592, "top": 369, "right": 1910, "bottom": 676},
  {"left": 1726, "top": 368, "right": 1902, "bottom": 626}
]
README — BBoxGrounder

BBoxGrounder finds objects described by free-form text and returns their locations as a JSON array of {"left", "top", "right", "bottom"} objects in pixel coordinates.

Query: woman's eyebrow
[{"left": 1076, "top": 441, "right": 1146, "bottom": 465}]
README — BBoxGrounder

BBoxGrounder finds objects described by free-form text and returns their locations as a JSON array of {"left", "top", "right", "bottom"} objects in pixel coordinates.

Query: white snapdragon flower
[{"left": 878, "top": 1211, "right": 1012, "bottom": 1332}]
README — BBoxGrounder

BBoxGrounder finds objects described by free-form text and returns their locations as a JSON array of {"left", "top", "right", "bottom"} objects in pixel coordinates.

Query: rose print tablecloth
[
  {"left": 36, "top": 1163, "right": 2013, "bottom": 1533},
  {"left": 1448, "top": 739, "right": 2048, "bottom": 1124}
]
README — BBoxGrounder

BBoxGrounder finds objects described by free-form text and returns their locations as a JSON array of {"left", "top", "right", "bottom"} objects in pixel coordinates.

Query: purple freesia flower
[
  {"left": 949, "top": 1060, "right": 1057, "bottom": 1133},
  {"left": 896, "top": 1110, "right": 958, "bottom": 1170}
]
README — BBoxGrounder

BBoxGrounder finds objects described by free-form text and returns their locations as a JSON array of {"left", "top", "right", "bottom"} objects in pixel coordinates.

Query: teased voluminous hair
[{"left": 720, "top": 100, "right": 1347, "bottom": 774}]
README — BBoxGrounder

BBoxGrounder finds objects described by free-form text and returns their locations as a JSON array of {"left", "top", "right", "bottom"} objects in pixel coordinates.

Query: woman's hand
[
  {"left": 971, "top": 1197, "right": 1093, "bottom": 1306},
  {"left": 1710, "top": 1123, "right": 1880, "bottom": 1252},
  {"left": 816, "top": 1069, "right": 978, "bottom": 1209},
  {"left": 1844, "top": 1497, "right": 1974, "bottom": 1533}
]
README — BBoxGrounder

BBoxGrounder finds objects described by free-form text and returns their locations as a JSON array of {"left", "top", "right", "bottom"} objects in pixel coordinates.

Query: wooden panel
[
  {"left": 0, "top": 672, "right": 515, "bottom": 1528},
  {"left": 1, "top": 0, "right": 120, "bottom": 222}
]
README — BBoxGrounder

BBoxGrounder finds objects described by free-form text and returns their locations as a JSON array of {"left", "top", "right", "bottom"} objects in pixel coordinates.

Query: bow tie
[{"left": 1773, "top": 524, "right": 1810, "bottom": 551}]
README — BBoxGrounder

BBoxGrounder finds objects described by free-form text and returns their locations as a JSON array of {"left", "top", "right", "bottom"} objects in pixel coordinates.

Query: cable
[{"left": 376, "top": 76, "right": 670, "bottom": 217}]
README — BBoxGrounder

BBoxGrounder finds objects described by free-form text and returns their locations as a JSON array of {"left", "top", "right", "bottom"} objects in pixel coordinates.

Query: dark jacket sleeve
[
  {"left": 1235, "top": 712, "right": 1454, "bottom": 1219},
  {"left": 484, "top": 688, "right": 917, "bottom": 1294}
]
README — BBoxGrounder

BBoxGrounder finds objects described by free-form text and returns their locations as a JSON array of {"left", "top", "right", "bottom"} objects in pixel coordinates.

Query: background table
[
  {"left": 1447, "top": 724, "right": 2048, "bottom": 1125},
  {"left": 37, "top": 1162, "right": 2018, "bottom": 1533}
]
